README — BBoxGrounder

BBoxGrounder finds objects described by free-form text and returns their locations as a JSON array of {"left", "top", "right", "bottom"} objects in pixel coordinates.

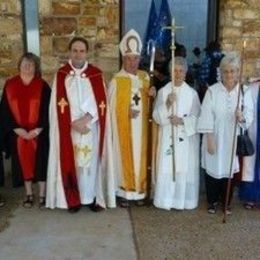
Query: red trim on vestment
[{"left": 56, "top": 63, "right": 107, "bottom": 208}]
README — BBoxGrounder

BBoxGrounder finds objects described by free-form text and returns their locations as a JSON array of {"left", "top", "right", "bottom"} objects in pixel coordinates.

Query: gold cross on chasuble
[
  {"left": 58, "top": 97, "right": 69, "bottom": 114},
  {"left": 99, "top": 101, "right": 106, "bottom": 116}
]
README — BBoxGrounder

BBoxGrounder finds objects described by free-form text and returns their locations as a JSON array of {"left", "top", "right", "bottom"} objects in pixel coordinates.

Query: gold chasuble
[{"left": 111, "top": 70, "right": 149, "bottom": 199}]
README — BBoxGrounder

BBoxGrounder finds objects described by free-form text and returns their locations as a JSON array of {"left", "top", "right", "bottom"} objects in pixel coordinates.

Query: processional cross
[{"left": 163, "top": 18, "right": 184, "bottom": 182}]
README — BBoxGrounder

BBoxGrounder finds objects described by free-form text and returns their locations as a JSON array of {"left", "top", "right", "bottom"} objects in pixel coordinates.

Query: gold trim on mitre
[{"left": 119, "top": 29, "right": 142, "bottom": 56}]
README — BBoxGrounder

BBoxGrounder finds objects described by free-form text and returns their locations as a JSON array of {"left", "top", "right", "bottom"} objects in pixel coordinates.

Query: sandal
[
  {"left": 23, "top": 195, "right": 34, "bottom": 208},
  {"left": 244, "top": 202, "right": 255, "bottom": 210},
  {"left": 39, "top": 197, "right": 46, "bottom": 209}
]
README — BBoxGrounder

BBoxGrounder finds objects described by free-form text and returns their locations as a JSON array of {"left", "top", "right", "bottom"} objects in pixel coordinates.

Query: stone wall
[
  {"left": 219, "top": 0, "right": 260, "bottom": 79},
  {"left": 0, "top": 0, "right": 120, "bottom": 88},
  {"left": 39, "top": 0, "right": 120, "bottom": 84},
  {"left": 0, "top": 0, "right": 259, "bottom": 89},
  {"left": 0, "top": 0, "right": 23, "bottom": 89}
]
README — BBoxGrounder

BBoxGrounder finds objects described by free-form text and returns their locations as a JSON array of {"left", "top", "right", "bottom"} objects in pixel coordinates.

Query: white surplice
[
  {"left": 198, "top": 82, "right": 254, "bottom": 179},
  {"left": 153, "top": 81, "right": 201, "bottom": 210},
  {"left": 46, "top": 61, "right": 116, "bottom": 209}
]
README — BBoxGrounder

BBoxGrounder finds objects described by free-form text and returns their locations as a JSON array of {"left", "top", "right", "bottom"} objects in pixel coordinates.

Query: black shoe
[
  {"left": 119, "top": 199, "right": 130, "bottom": 208},
  {"left": 135, "top": 200, "right": 145, "bottom": 207},
  {"left": 68, "top": 206, "right": 81, "bottom": 213},
  {"left": 207, "top": 202, "right": 218, "bottom": 214},
  {"left": 89, "top": 203, "right": 104, "bottom": 212}
]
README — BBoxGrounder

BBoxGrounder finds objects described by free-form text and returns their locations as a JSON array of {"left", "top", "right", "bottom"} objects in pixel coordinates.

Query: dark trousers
[{"left": 205, "top": 173, "right": 234, "bottom": 206}]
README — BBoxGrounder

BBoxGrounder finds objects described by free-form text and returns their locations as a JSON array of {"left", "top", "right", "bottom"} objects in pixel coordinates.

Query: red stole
[
  {"left": 5, "top": 76, "right": 43, "bottom": 180},
  {"left": 56, "top": 63, "right": 107, "bottom": 208}
]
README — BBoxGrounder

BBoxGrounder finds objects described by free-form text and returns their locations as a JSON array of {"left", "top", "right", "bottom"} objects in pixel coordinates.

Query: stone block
[
  {"left": 79, "top": 16, "right": 97, "bottom": 27},
  {"left": 82, "top": 5, "right": 99, "bottom": 16},
  {"left": 53, "top": 37, "right": 70, "bottom": 54},
  {"left": 0, "top": 17, "right": 22, "bottom": 34},
  {"left": 244, "top": 62, "right": 256, "bottom": 77},
  {"left": 0, "top": 1, "right": 21, "bottom": 14},
  {"left": 222, "top": 27, "right": 242, "bottom": 38},
  {"left": 96, "top": 27, "right": 119, "bottom": 43},
  {"left": 224, "top": 0, "right": 247, "bottom": 9},
  {"left": 40, "top": 36, "right": 53, "bottom": 55},
  {"left": 233, "top": 9, "right": 259, "bottom": 20},
  {"left": 95, "top": 43, "right": 119, "bottom": 58},
  {"left": 0, "top": 67, "right": 18, "bottom": 78},
  {"left": 41, "top": 56, "right": 60, "bottom": 73},
  {"left": 41, "top": 17, "right": 77, "bottom": 36},
  {"left": 52, "top": 2, "right": 81, "bottom": 15},
  {"left": 78, "top": 27, "right": 97, "bottom": 38},
  {"left": 81, "top": 0, "right": 100, "bottom": 4},
  {"left": 245, "top": 0, "right": 260, "bottom": 8},
  {"left": 39, "top": 0, "right": 52, "bottom": 16},
  {"left": 243, "top": 20, "right": 260, "bottom": 36}
]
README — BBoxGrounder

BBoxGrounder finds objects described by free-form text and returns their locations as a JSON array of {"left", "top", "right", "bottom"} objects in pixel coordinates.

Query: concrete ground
[
  {"left": 0, "top": 186, "right": 259, "bottom": 260},
  {"left": 0, "top": 193, "right": 136, "bottom": 260}
]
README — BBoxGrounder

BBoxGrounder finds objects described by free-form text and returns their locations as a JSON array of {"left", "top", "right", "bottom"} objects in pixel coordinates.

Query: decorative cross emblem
[
  {"left": 99, "top": 101, "right": 106, "bottom": 116},
  {"left": 58, "top": 97, "right": 68, "bottom": 114},
  {"left": 74, "top": 145, "right": 92, "bottom": 157},
  {"left": 133, "top": 93, "right": 141, "bottom": 106}
]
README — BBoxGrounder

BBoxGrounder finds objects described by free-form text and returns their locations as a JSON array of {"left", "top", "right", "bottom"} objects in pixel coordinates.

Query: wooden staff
[
  {"left": 145, "top": 39, "right": 156, "bottom": 205},
  {"left": 223, "top": 40, "right": 247, "bottom": 223}
]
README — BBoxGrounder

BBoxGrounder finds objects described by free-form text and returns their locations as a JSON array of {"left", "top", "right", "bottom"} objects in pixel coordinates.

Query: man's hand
[
  {"left": 169, "top": 115, "right": 183, "bottom": 126},
  {"left": 148, "top": 86, "right": 156, "bottom": 97},
  {"left": 129, "top": 105, "right": 140, "bottom": 119},
  {"left": 71, "top": 113, "right": 92, "bottom": 134},
  {"left": 207, "top": 133, "right": 216, "bottom": 155}
]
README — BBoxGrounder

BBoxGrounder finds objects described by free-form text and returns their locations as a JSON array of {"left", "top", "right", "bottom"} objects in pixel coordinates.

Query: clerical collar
[{"left": 69, "top": 60, "right": 88, "bottom": 74}]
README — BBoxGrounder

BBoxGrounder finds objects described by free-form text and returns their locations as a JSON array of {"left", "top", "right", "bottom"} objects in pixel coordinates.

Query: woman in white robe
[
  {"left": 198, "top": 52, "right": 254, "bottom": 214},
  {"left": 153, "top": 57, "right": 201, "bottom": 210}
]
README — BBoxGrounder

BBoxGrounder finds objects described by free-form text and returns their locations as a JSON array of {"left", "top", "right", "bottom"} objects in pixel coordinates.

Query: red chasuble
[
  {"left": 5, "top": 76, "right": 44, "bottom": 180},
  {"left": 56, "top": 63, "right": 107, "bottom": 208}
]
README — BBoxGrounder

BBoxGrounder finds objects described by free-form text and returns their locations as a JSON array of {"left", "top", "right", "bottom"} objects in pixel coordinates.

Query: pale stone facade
[{"left": 0, "top": 0, "right": 259, "bottom": 88}]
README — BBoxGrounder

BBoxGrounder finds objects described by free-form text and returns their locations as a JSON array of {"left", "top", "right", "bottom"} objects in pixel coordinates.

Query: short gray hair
[
  {"left": 168, "top": 56, "right": 188, "bottom": 73},
  {"left": 220, "top": 52, "right": 240, "bottom": 72}
]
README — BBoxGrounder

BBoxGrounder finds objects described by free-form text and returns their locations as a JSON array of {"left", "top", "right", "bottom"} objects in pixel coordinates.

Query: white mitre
[{"left": 119, "top": 29, "right": 142, "bottom": 56}]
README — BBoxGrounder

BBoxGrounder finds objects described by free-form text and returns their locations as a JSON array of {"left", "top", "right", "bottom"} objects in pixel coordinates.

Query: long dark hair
[{"left": 18, "top": 52, "right": 41, "bottom": 77}]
